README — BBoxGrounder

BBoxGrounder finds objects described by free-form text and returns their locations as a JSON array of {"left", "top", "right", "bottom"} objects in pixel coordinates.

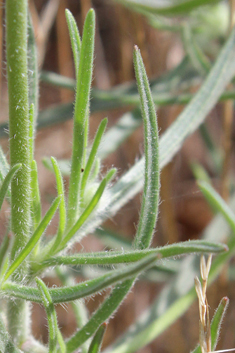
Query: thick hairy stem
[{"left": 6, "top": 0, "right": 31, "bottom": 345}]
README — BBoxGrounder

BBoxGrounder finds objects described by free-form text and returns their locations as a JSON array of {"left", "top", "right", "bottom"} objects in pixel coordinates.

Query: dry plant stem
[
  {"left": 221, "top": 0, "right": 235, "bottom": 200},
  {"left": 195, "top": 255, "right": 212, "bottom": 353},
  {"left": 6, "top": 0, "right": 31, "bottom": 344}
]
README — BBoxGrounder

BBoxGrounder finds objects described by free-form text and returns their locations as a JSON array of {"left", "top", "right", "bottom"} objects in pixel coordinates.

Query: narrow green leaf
[
  {"left": 65, "top": 9, "right": 81, "bottom": 79},
  {"left": 133, "top": 46, "right": 160, "bottom": 250},
  {"left": 88, "top": 323, "right": 106, "bottom": 353},
  {"left": 81, "top": 118, "right": 108, "bottom": 199},
  {"left": 211, "top": 297, "right": 229, "bottom": 351},
  {"left": 65, "top": 280, "right": 133, "bottom": 353},
  {"left": 57, "top": 329, "right": 66, "bottom": 353},
  {"left": 191, "top": 163, "right": 211, "bottom": 183},
  {"left": 190, "top": 296, "right": 229, "bottom": 353},
  {"left": 36, "top": 278, "right": 58, "bottom": 353},
  {"left": 198, "top": 181, "right": 235, "bottom": 233},
  {"left": 4, "top": 196, "right": 61, "bottom": 281},
  {"left": 65, "top": 46, "right": 161, "bottom": 353},
  {"left": 0, "top": 233, "right": 10, "bottom": 271},
  {"left": 65, "top": 47, "right": 161, "bottom": 352},
  {"left": 2, "top": 254, "right": 158, "bottom": 304},
  {"left": 80, "top": 23, "right": 235, "bottom": 237},
  {"left": 43, "top": 158, "right": 70, "bottom": 176},
  {"left": 67, "top": 9, "right": 95, "bottom": 229},
  {"left": 0, "top": 164, "right": 21, "bottom": 212},
  {"left": 31, "top": 160, "right": 41, "bottom": 230},
  {"left": 42, "top": 240, "right": 227, "bottom": 268},
  {"left": 50, "top": 157, "right": 66, "bottom": 250},
  {"left": 58, "top": 168, "right": 116, "bottom": 252},
  {"left": 114, "top": 0, "right": 220, "bottom": 16}
]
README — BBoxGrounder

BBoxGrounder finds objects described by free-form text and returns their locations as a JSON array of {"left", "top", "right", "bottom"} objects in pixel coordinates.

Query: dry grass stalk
[{"left": 195, "top": 255, "right": 235, "bottom": 353}]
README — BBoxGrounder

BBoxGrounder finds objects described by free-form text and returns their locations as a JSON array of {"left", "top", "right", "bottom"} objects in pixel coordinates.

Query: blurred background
[{"left": 1, "top": 0, "right": 235, "bottom": 352}]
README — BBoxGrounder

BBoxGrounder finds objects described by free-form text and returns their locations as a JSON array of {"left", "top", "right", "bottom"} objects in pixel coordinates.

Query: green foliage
[{"left": 1, "top": 1, "right": 235, "bottom": 353}]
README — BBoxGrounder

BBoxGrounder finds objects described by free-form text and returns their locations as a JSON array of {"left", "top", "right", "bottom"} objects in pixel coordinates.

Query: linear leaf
[
  {"left": 113, "top": 0, "right": 220, "bottom": 16},
  {"left": 2, "top": 254, "right": 158, "bottom": 304},
  {"left": 4, "top": 196, "right": 61, "bottom": 281},
  {"left": 133, "top": 46, "right": 160, "bottom": 249},
  {"left": 88, "top": 323, "right": 106, "bottom": 353},
  {"left": 78, "top": 23, "right": 235, "bottom": 238},
  {"left": 67, "top": 9, "right": 95, "bottom": 229},
  {"left": 190, "top": 296, "right": 229, "bottom": 353},
  {"left": 31, "top": 160, "right": 41, "bottom": 230},
  {"left": 57, "top": 30, "right": 235, "bottom": 348},
  {"left": 42, "top": 240, "right": 227, "bottom": 268},
  {"left": 50, "top": 157, "right": 66, "bottom": 249},
  {"left": 58, "top": 168, "right": 116, "bottom": 252},
  {"left": 0, "top": 164, "right": 21, "bottom": 211},
  {"left": 211, "top": 297, "right": 229, "bottom": 351},
  {"left": 0, "top": 233, "right": 10, "bottom": 271},
  {"left": 198, "top": 181, "right": 235, "bottom": 233},
  {"left": 65, "top": 46, "right": 161, "bottom": 353},
  {"left": 36, "top": 278, "right": 58, "bottom": 353},
  {"left": 65, "top": 9, "right": 81, "bottom": 79},
  {"left": 81, "top": 118, "right": 108, "bottom": 199}
]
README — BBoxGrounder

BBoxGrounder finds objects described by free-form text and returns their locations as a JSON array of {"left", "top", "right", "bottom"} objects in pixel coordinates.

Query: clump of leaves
[{"left": 1, "top": 1, "right": 235, "bottom": 353}]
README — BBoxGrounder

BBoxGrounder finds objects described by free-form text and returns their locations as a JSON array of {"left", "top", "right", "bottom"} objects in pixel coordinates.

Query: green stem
[
  {"left": 6, "top": 0, "right": 30, "bottom": 260},
  {"left": 6, "top": 0, "right": 31, "bottom": 344}
]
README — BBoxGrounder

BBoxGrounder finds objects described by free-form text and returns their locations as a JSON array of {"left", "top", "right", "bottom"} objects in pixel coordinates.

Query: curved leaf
[
  {"left": 88, "top": 323, "right": 106, "bottom": 353},
  {"left": 42, "top": 240, "right": 227, "bottom": 268},
  {"left": 133, "top": 46, "right": 160, "bottom": 250},
  {"left": 2, "top": 254, "right": 158, "bottom": 304}
]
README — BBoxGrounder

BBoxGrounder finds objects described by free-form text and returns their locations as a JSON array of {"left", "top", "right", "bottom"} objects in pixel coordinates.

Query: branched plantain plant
[{"left": 1, "top": 0, "right": 235, "bottom": 352}]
